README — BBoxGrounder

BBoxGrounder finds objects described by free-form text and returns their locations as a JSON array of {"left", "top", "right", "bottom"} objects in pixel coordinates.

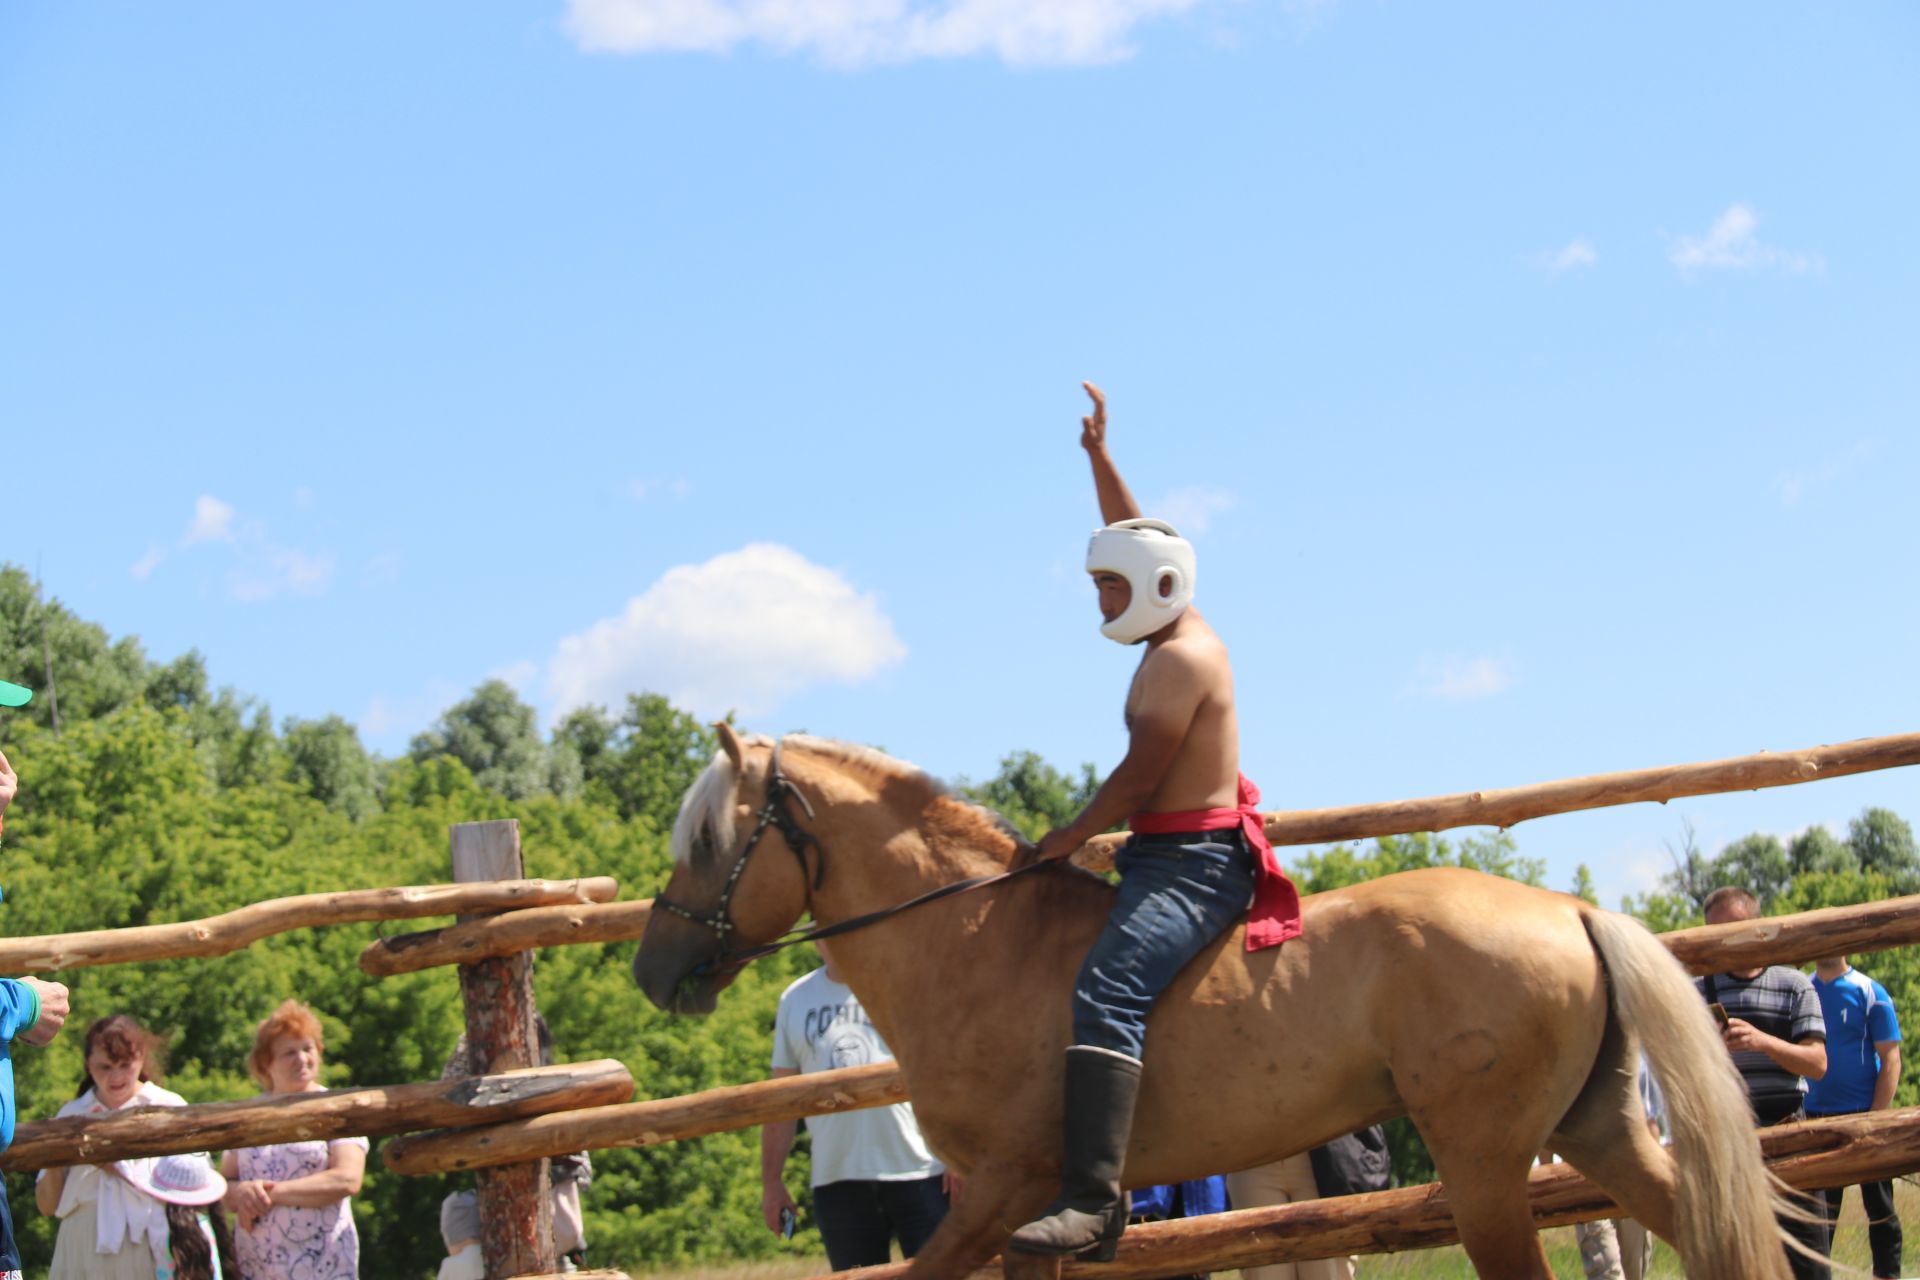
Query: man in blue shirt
[
  {"left": 0, "top": 719, "right": 75, "bottom": 1280},
  {"left": 1806, "top": 954, "right": 1903, "bottom": 1280}
]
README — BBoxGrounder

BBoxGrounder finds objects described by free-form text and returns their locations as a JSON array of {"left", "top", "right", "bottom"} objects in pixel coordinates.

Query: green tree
[
  {"left": 957, "top": 751, "right": 1099, "bottom": 841},
  {"left": 1710, "top": 833, "right": 1793, "bottom": 909},
  {"left": 0, "top": 565, "right": 150, "bottom": 739},
  {"left": 284, "top": 715, "right": 381, "bottom": 819},
  {"left": 1847, "top": 807, "right": 1920, "bottom": 892},
  {"left": 1788, "top": 825, "right": 1853, "bottom": 877},
  {"left": 410, "top": 680, "right": 580, "bottom": 801},
  {"left": 557, "top": 694, "right": 718, "bottom": 829}
]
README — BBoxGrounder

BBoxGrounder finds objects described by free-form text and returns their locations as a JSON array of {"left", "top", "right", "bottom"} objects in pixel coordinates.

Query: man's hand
[
  {"left": 761, "top": 1180, "right": 799, "bottom": 1236},
  {"left": 0, "top": 748, "right": 16, "bottom": 816},
  {"left": 1721, "top": 1018, "right": 1826, "bottom": 1079},
  {"left": 1721, "top": 1016, "right": 1769, "bottom": 1055},
  {"left": 1033, "top": 829, "right": 1084, "bottom": 864},
  {"left": 1080, "top": 381, "right": 1108, "bottom": 453},
  {"left": 18, "top": 976, "right": 68, "bottom": 1047}
]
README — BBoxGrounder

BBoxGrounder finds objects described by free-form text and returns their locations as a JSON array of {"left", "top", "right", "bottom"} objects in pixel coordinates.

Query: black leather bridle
[
  {"left": 653, "top": 738, "right": 824, "bottom": 945},
  {"left": 653, "top": 737, "right": 1061, "bottom": 980}
]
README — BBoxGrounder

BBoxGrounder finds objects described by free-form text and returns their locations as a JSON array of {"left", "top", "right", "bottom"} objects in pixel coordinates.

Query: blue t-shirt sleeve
[
  {"left": 0, "top": 978, "right": 37, "bottom": 1043},
  {"left": 1869, "top": 981, "right": 1901, "bottom": 1044}
]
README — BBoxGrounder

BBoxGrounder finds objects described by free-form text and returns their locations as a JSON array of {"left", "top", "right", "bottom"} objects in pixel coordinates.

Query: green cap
[{"left": 0, "top": 680, "right": 33, "bottom": 707}]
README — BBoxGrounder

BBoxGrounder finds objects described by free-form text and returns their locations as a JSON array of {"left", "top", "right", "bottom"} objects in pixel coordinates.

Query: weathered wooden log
[
  {"left": 1661, "top": 894, "right": 1920, "bottom": 975},
  {"left": 1071, "top": 731, "right": 1920, "bottom": 870},
  {"left": 816, "top": 1108, "right": 1920, "bottom": 1280},
  {"left": 451, "top": 821, "right": 555, "bottom": 1279},
  {"left": 0, "top": 878, "right": 619, "bottom": 973},
  {"left": 0, "top": 1060, "right": 634, "bottom": 1172},
  {"left": 383, "top": 1060, "right": 909, "bottom": 1176},
  {"left": 361, "top": 900, "right": 654, "bottom": 977}
]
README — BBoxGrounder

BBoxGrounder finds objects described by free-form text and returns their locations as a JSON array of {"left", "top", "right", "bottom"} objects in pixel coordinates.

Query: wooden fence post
[{"left": 451, "top": 820, "right": 555, "bottom": 1279}]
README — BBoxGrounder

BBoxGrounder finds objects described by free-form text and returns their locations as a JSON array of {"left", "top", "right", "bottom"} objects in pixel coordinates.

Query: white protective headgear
[{"left": 1085, "top": 518, "right": 1197, "bottom": 644}]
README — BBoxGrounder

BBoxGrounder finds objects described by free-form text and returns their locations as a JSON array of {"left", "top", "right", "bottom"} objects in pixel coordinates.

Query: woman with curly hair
[{"left": 219, "top": 1001, "right": 365, "bottom": 1280}]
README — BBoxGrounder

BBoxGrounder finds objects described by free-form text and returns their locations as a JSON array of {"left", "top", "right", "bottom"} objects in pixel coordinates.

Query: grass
[{"left": 629, "top": 1179, "right": 1916, "bottom": 1279}]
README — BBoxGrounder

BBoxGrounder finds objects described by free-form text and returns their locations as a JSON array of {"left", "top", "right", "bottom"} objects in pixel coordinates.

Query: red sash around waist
[{"left": 1128, "top": 775, "right": 1302, "bottom": 952}]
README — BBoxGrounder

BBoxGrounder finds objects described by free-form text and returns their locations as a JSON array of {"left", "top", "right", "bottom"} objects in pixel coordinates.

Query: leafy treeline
[{"left": 0, "top": 564, "right": 1914, "bottom": 1270}]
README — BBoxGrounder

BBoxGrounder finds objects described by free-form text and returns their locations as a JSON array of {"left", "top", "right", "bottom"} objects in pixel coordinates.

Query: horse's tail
[{"left": 1582, "top": 908, "right": 1796, "bottom": 1280}]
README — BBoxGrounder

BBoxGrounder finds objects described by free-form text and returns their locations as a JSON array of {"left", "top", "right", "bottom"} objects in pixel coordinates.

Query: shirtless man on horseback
[{"left": 1009, "top": 383, "right": 1302, "bottom": 1262}]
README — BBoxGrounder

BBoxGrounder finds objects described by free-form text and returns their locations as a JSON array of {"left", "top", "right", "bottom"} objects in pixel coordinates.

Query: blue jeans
[
  {"left": 811, "top": 1174, "right": 949, "bottom": 1270},
  {"left": 1071, "top": 830, "right": 1257, "bottom": 1059}
]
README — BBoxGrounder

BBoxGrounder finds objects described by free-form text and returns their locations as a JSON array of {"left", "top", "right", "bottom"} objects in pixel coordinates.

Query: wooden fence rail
[
  {"left": 362, "top": 900, "right": 655, "bottom": 977},
  {"left": 0, "top": 878, "right": 619, "bottom": 973},
  {"left": 0, "top": 1060, "right": 634, "bottom": 1172},
  {"left": 378, "top": 895, "right": 1920, "bottom": 1175},
  {"left": 1125, "top": 728, "right": 1920, "bottom": 859},
  {"left": 812, "top": 1107, "right": 1920, "bottom": 1280},
  {"left": 383, "top": 1060, "right": 908, "bottom": 1176}
]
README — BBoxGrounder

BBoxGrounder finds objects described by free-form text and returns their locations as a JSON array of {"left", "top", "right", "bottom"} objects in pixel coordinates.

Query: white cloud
[
  {"left": 627, "top": 476, "right": 693, "bottom": 502},
  {"left": 546, "top": 542, "right": 906, "bottom": 718},
  {"left": 564, "top": 0, "right": 1209, "bottom": 67},
  {"left": 138, "top": 495, "right": 336, "bottom": 601},
  {"left": 1775, "top": 438, "right": 1875, "bottom": 507},
  {"left": 1151, "top": 485, "right": 1236, "bottom": 536},
  {"left": 1538, "top": 238, "right": 1596, "bottom": 274},
  {"left": 1411, "top": 656, "right": 1513, "bottom": 701},
  {"left": 1669, "top": 203, "right": 1821, "bottom": 276},
  {"left": 184, "top": 495, "right": 236, "bottom": 545},
  {"left": 229, "top": 547, "right": 336, "bottom": 602}
]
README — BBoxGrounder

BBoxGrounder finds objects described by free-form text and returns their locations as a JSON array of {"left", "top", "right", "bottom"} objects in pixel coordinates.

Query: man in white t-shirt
[{"left": 762, "top": 940, "right": 949, "bottom": 1270}]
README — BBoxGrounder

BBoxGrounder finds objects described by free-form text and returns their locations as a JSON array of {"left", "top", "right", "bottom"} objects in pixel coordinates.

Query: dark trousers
[
  {"left": 1070, "top": 831, "right": 1256, "bottom": 1058},
  {"left": 1759, "top": 1110, "right": 1829, "bottom": 1280},
  {"left": 812, "top": 1174, "right": 948, "bottom": 1271},
  {"left": 1820, "top": 1180, "right": 1903, "bottom": 1278},
  {"left": 0, "top": 1186, "right": 20, "bottom": 1279},
  {"left": 1781, "top": 1187, "right": 1831, "bottom": 1280}
]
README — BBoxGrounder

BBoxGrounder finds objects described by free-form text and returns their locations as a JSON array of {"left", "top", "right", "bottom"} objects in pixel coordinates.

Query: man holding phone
[
  {"left": 761, "top": 939, "right": 949, "bottom": 1270},
  {"left": 1696, "top": 885, "right": 1828, "bottom": 1279}
]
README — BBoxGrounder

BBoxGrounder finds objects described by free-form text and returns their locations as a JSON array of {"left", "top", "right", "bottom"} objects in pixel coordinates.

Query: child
[{"left": 122, "top": 1154, "right": 238, "bottom": 1280}]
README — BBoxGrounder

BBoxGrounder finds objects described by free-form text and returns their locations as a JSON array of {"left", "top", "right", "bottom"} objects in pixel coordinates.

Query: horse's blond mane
[
  {"left": 785, "top": 735, "right": 1023, "bottom": 854},
  {"left": 669, "top": 733, "right": 1021, "bottom": 870}
]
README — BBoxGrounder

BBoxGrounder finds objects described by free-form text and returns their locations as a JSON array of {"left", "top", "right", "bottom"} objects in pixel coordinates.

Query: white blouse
[{"left": 40, "top": 1081, "right": 189, "bottom": 1257}]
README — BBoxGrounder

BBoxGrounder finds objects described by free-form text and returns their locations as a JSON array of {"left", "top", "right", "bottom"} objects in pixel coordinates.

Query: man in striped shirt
[{"left": 1696, "top": 886, "right": 1828, "bottom": 1280}]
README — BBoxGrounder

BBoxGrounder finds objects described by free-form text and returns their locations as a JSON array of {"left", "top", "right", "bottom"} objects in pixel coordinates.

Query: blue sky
[{"left": 4, "top": 1, "right": 1916, "bottom": 909}]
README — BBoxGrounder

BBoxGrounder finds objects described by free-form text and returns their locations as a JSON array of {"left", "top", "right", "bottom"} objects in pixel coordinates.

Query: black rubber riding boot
[{"left": 1008, "top": 1046, "right": 1143, "bottom": 1262}]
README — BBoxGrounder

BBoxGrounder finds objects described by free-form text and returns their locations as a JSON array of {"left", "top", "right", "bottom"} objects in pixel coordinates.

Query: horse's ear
[{"left": 714, "top": 721, "right": 746, "bottom": 771}]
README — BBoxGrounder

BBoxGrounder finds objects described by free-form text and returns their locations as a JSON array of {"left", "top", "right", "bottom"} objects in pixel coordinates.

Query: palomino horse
[{"left": 634, "top": 729, "right": 1793, "bottom": 1280}]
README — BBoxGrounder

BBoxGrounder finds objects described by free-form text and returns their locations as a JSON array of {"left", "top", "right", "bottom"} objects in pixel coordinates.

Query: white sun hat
[{"left": 117, "top": 1153, "right": 228, "bottom": 1207}]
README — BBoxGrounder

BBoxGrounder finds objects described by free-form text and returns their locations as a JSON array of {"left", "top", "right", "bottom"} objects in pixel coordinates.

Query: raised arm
[{"left": 1081, "top": 382, "right": 1142, "bottom": 525}]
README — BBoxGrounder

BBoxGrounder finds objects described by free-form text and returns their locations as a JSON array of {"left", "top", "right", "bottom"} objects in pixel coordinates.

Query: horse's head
[{"left": 634, "top": 723, "right": 816, "bottom": 1014}]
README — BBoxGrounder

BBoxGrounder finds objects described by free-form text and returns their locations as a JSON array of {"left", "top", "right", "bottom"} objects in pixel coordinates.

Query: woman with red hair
[{"left": 219, "top": 1001, "right": 365, "bottom": 1279}]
